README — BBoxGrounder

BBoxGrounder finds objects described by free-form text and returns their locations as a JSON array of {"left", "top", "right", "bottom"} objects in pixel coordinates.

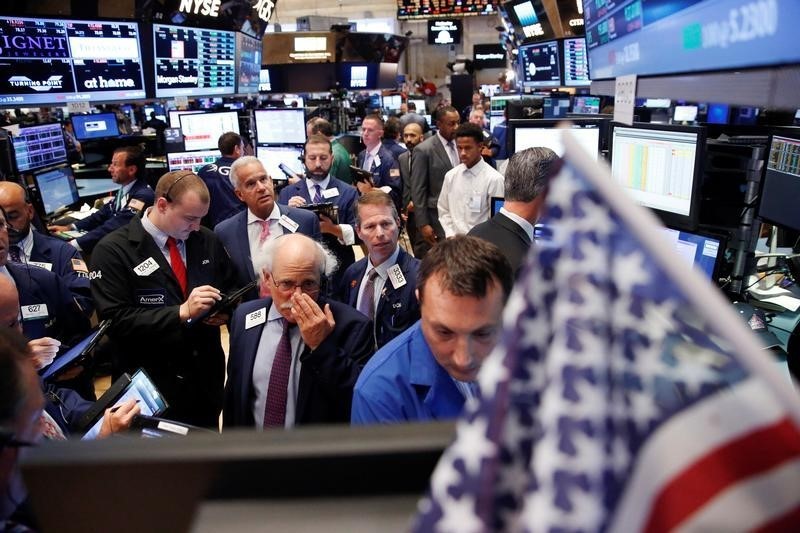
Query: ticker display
[{"left": 397, "top": 0, "right": 499, "bottom": 20}]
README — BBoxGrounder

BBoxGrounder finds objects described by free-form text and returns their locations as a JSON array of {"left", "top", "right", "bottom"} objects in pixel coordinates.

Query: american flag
[{"left": 413, "top": 131, "right": 800, "bottom": 532}]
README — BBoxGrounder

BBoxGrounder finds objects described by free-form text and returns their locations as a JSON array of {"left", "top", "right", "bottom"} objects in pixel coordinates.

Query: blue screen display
[
  {"left": 661, "top": 227, "right": 722, "bottom": 279},
  {"left": 71, "top": 113, "right": 120, "bottom": 140},
  {"left": 706, "top": 103, "right": 730, "bottom": 124}
]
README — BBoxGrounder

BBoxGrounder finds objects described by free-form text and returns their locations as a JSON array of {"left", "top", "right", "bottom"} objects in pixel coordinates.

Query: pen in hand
[{"left": 110, "top": 399, "right": 140, "bottom": 413}]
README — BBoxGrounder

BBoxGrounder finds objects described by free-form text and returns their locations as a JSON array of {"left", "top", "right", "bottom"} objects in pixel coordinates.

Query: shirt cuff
[
  {"left": 339, "top": 224, "right": 355, "bottom": 246},
  {"left": 69, "top": 239, "right": 82, "bottom": 251}
]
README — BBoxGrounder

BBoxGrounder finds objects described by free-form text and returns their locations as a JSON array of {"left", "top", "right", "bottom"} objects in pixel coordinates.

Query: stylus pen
[{"left": 110, "top": 399, "right": 140, "bottom": 413}]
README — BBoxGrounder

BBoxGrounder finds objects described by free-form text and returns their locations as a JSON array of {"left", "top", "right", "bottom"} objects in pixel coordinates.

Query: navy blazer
[
  {"left": 74, "top": 178, "right": 154, "bottom": 252},
  {"left": 214, "top": 204, "right": 321, "bottom": 302},
  {"left": 224, "top": 297, "right": 374, "bottom": 428},
  {"left": 29, "top": 230, "right": 93, "bottom": 316},
  {"left": 8, "top": 262, "right": 90, "bottom": 344},
  {"left": 336, "top": 248, "right": 420, "bottom": 349},
  {"left": 357, "top": 144, "right": 401, "bottom": 206},
  {"left": 277, "top": 176, "right": 359, "bottom": 286},
  {"left": 468, "top": 212, "right": 532, "bottom": 277},
  {"left": 382, "top": 139, "right": 407, "bottom": 162},
  {"left": 197, "top": 155, "right": 247, "bottom": 228}
]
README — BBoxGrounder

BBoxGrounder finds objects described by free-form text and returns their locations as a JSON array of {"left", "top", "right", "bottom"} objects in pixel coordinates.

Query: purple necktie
[
  {"left": 357, "top": 270, "right": 379, "bottom": 320},
  {"left": 264, "top": 319, "right": 292, "bottom": 428},
  {"left": 8, "top": 245, "right": 21, "bottom": 263},
  {"left": 313, "top": 184, "right": 323, "bottom": 204}
]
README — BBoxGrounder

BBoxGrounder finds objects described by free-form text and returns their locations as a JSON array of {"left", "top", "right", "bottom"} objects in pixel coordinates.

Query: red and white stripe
[{"left": 608, "top": 378, "right": 800, "bottom": 532}]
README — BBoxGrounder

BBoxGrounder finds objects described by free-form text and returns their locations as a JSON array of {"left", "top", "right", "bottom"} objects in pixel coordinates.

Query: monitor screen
[
  {"left": 644, "top": 98, "right": 671, "bottom": 109},
  {"left": 71, "top": 113, "right": 120, "bottom": 141},
  {"left": 759, "top": 134, "right": 800, "bottom": 233},
  {"left": 259, "top": 68, "right": 274, "bottom": 92},
  {"left": 13, "top": 123, "right": 68, "bottom": 173},
  {"left": 254, "top": 109, "right": 306, "bottom": 145},
  {"left": 179, "top": 111, "right": 239, "bottom": 152},
  {"left": 33, "top": 164, "right": 80, "bottom": 216},
  {"left": 660, "top": 227, "right": 723, "bottom": 281},
  {"left": 610, "top": 123, "right": 705, "bottom": 230},
  {"left": 572, "top": 96, "right": 600, "bottom": 114},
  {"left": 511, "top": 119, "right": 603, "bottom": 160},
  {"left": 584, "top": 0, "right": 800, "bottom": 80},
  {"left": 503, "top": 0, "right": 555, "bottom": 43},
  {"left": 283, "top": 95, "right": 304, "bottom": 108},
  {"left": 168, "top": 110, "right": 203, "bottom": 128},
  {"left": 673, "top": 105, "right": 698, "bottom": 123},
  {"left": 383, "top": 95, "right": 402, "bottom": 112},
  {"left": 166, "top": 150, "right": 220, "bottom": 172},
  {"left": 143, "top": 104, "right": 167, "bottom": 124},
  {"left": 473, "top": 44, "right": 507, "bottom": 69},
  {"left": 427, "top": 19, "right": 462, "bottom": 45},
  {"left": 408, "top": 98, "right": 426, "bottom": 114},
  {"left": 0, "top": 16, "right": 146, "bottom": 106},
  {"left": 706, "top": 103, "right": 730, "bottom": 125},
  {"left": 236, "top": 32, "right": 261, "bottom": 95},
  {"left": 543, "top": 97, "right": 570, "bottom": 119},
  {"left": 256, "top": 145, "right": 305, "bottom": 180},
  {"left": 562, "top": 37, "right": 590, "bottom": 87},
  {"left": 153, "top": 24, "right": 236, "bottom": 97},
  {"left": 491, "top": 196, "right": 504, "bottom": 217},
  {"left": 398, "top": 0, "right": 499, "bottom": 19},
  {"left": 518, "top": 40, "right": 561, "bottom": 88}
]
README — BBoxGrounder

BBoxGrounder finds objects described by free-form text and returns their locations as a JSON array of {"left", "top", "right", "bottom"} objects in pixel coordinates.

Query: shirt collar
[
  {"left": 367, "top": 245, "right": 401, "bottom": 279},
  {"left": 141, "top": 207, "right": 172, "bottom": 250},
  {"left": 500, "top": 207, "right": 535, "bottom": 242},
  {"left": 464, "top": 158, "right": 487, "bottom": 175},
  {"left": 305, "top": 175, "right": 331, "bottom": 196},
  {"left": 437, "top": 132, "right": 452, "bottom": 148},
  {"left": 247, "top": 203, "right": 281, "bottom": 225},
  {"left": 365, "top": 144, "right": 381, "bottom": 158},
  {"left": 119, "top": 179, "right": 136, "bottom": 196}
]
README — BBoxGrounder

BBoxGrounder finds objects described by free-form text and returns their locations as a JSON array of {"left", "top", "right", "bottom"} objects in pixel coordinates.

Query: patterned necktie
[
  {"left": 166, "top": 237, "right": 187, "bottom": 297},
  {"left": 264, "top": 319, "right": 292, "bottom": 428},
  {"left": 313, "top": 184, "right": 323, "bottom": 204},
  {"left": 357, "top": 270, "right": 379, "bottom": 320},
  {"left": 447, "top": 140, "right": 459, "bottom": 167},
  {"left": 8, "top": 245, "right": 21, "bottom": 263},
  {"left": 258, "top": 219, "right": 271, "bottom": 245},
  {"left": 363, "top": 153, "right": 373, "bottom": 171},
  {"left": 114, "top": 187, "right": 124, "bottom": 212}
]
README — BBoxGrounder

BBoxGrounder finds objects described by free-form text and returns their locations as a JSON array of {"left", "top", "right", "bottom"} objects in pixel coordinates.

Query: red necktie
[
  {"left": 166, "top": 236, "right": 187, "bottom": 297},
  {"left": 264, "top": 319, "right": 292, "bottom": 428},
  {"left": 258, "top": 219, "right": 271, "bottom": 245}
]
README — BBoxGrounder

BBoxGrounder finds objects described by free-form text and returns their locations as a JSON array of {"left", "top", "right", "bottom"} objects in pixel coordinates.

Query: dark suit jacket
[
  {"left": 224, "top": 297, "right": 374, "bottom": 428},
  {"left": 90, "top": 216, "right": 239, "bottom": 427},
  {"left": 398, "top": 150, "right": 412, "bottom": 207},
  {"left": 410, "top": 134, "right": 453, "bottom": 230},
  {"left": 468, "top": 212, "right": 532, "bottom": 276},
  {"left": 29, "top": 230, "right": 93, "bottom": 316},
  {"left": 277, "top": 176, "right": 359, "bottom": 286},
  {"left": 382, "top": 139, "right": 407, "bottom": 162},
  {"left": 197, "top": 155, "right": 247, "bottom": 228},
  {"left": 336, "top": 248, "right": 421, "bottom": 349},
  {"left": 74, "top": 178, "right": 154, "bottom": 252},
  {"left": 357, "top": 144, "right": 401, "bottom": 207},
  {"left": 214, "top": 204, "right": 321, "bottom": 302}
]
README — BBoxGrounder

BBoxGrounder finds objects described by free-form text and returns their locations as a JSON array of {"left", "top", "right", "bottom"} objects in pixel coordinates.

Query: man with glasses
[
  {"left": 90, "top": 171, "right": 239, "bottom": 428},
  {"left": 224, "top": 233, "right": 374, "bottom": 429}
]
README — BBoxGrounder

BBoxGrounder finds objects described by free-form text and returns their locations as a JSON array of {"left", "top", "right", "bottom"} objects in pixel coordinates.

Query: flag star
[
  {"left": 435, "top": 494, "right": 484, "bottom": 533},
  {"left": 627, "top": 386, "right": 661, "bottom": 428},
  {"left": 518, "top": 311, "right": 551, "bottom": 352},
  {"left": 429, "top": 452, "right": 462, "bottom": 500},
  {"left": 478, "top": 348, "right": 510, "bottom": 393},
  {"left": 448, "top": 418, "right": 495, "bottom": 476},
  {"left": 573, "top": 195, "right": 617, "bottom": 237},
  {"left": 666, "top": 341, "right": 724, "bottom": 396},
  {"left": 613, "top": 250, "right": 652, "bottom": 293}
]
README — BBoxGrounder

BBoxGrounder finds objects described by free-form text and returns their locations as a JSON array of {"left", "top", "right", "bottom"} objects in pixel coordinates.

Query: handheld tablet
[
  {"left": 298, "top": 202, "right": 338, "bottom": 224},
  {"left": 186, "top": 279, "right": 259, "bottom": 326},
  {"left": 39, "top": 320, "right": 111, "bottom": 381}
]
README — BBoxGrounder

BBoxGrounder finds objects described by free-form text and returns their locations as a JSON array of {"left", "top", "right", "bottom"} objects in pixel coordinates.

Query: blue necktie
[{"left": 313, "top": 184, "right": 323, "bottom": 204}]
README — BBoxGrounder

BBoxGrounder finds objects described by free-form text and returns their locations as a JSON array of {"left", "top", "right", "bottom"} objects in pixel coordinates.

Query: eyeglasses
[{"left": 272, "top": 279, "right": 320, "bottom": 292}]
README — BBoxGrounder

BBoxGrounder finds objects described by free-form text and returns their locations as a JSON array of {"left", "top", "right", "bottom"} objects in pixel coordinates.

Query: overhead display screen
[
  {"left": 584, "top": 0, "right": 800, "bottom": 80},
  {"left": 153, "top": 24, "right": 236, "bottom": 97},
  {"left": 236, "top": 32, "right": 261, "bottom": 95},
  {"left": 0, "top": 16, "right": 146, "bottom": 106},
  {"left": 518, "top": 39, "right": 562, "bottom": 88},
  {"left": 397, "top": 0, "right": 499, "bottom": 20},
  {"left": 563, "top": 37, "right": 591, "bottom": 87}
]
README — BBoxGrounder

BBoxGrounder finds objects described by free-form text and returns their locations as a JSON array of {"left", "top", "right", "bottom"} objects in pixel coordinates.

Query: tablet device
[
  {"left": 186, "top": 279, "right": 259, "bottom": 325},
  {"left": 349, "top": 165, "right": 373, "bottom": 185},
  {"left": 39, "top": 320, "right": 111, "bottom": 381},
  {"left": 298, "top": 202, "right": 338, "bottom": 224},
  {"left": 79, "top": 369, "right": 168, "bottom": 440}
]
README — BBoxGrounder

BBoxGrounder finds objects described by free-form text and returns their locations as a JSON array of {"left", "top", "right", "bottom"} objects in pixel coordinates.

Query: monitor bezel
[
  {"left": 662, "top": 224, "right": 728, "bottom": 283},
  {"left": 757, "top": 130, "right": 800, "bottom": 233},
  {"left": 71, "top": 112, "right": 121, "bottom": 141},
  {"left": 178, "top": 110, "right": 240, "bottom": 152},
  {"left": 254, "top": 108, "right": 307, "bottom": 145},
  {"left": 13, "top": 122, "right": 69, "bottom": 173},
  {"left": 517, "top": 39, "right": 562, "bottom": 89},
  {"left": 508, "top": 117, "right": 608, "bottom": 159}
]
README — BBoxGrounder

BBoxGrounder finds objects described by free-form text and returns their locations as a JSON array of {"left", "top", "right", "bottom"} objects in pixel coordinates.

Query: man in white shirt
[{"left": 437, "top": 123, "right": 505, "bottom": 237}]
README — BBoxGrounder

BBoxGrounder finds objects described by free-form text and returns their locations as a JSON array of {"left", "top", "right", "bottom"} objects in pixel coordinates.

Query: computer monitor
[
  {"left": 572, "top": 96, "right": 600, "bottom": 115},
  {"left": 758, "top": 133, "right": 800, "bottom": 233},
  {"left": 13, "top": 123, "right": 68, "bottom": 173},
  {"left": 283, "top": 95, "right": 304, "bottom": 108},
  {"left": 673, "top": 105, "right": 698, "bottom": 123},
  {"left": 510, "top": 118, "right": 604, "bottom": 160},
  {"left": 408, "top": 98, "right": 426, "bottom": 114},
  {"left": 562, "top": 37, "right": 590, "bottom": 87},
  {"left": 543, "top": 97, "right": 570, "bottom": 119},
  {"left": 490, "top": 196, "right": 504, "bottom": 217},
  {"left": 518, "top": 40, "right": 561, "bottom": 88},
  {"left": 143, "top": 104, "right": 167, "bottom": 124},
  {"left": 254, "top": 109, "right": 306, "bottom": 145},
  {"left": 383, "top": 95, "right": 402, "bottom": 112},
  {"left": 609, "top": 123, "right": 706, "bottom": 230},
  {"left": 644, "top": 98, "right": 672, "bottom": 109},
  {"left": 660, "top": 227, "right": 725, "bottom": 281},
  {"left": 256, "top": 145, "right": 305, "bottom": 181},
  {"left": 32, "top": 164, "right": 80, "bottom": 217},
  {"left": 168, "top": 110, "right": 203, "bottom": 128},
  {"left": 166, "top": 150, "right": 220, "bottom": 173},
  {"left": 706, "top": 103, "right": 730, "bottom": 125},
  {"left": 179, "top": 111, "right": 239, "bottom": 152},
  {"left": 71, "top": 113, "right": 121, "bottom": 141}
]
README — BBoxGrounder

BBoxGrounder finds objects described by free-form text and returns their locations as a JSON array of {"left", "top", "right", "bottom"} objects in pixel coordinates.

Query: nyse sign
[{"left": 177, "top": 0, "right": 277, "bottom": 25}]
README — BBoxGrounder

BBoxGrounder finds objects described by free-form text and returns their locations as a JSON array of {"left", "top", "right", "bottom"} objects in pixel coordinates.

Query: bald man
[{"left": 0, "top": 182, "right": 93, "bottom": 316}]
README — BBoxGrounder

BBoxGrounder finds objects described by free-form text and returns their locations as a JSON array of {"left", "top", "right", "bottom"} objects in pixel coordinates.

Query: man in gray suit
[
  {"left": 409, "top": 106, "right": 460, "bottom": 258},
  {"left": 398, "top": 122, "right": 425, "bottom": 256}
]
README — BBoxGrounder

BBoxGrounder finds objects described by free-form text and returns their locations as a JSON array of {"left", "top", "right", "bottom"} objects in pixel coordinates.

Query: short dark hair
[
  {"left": 305, "top": 134, "right": 332, "bottom": 153},
  {"left": 355, "top": 190, "right": 399, "bottom": 227},
  {"left": 113, "top": 146, "right": 145, "bottom": 177},
  {"left": 311, "top": 119, "right": 334, "bottom": 137},
  {"left": 504, "top": 147, "right": 558, "bottom": 202},
  {"left": 155, "top": 170, "right": 210, "bottom": 204},
  {"left": 0, "top": 328, "right": 30, "bottom": 425},
  {"left": 418, "top": 235, "right": 512, "bottom": 304},
  {"left": 454, "top": 122, "right": 484, "bottom": 144},
  {"left": 218, "top": 131, "right": 242, "bottom": 155},
  {"left": 383, "top": 116, "right": 401, "bottom": 139},
  {"left": 407, "top": 101, "right": 417, "bottom": 111},
  {"left": 363, "top": 114, "right": 384, "bottom": 129},
  {"left": 434, "top": 106, "right": 458, "bottom": 124}
]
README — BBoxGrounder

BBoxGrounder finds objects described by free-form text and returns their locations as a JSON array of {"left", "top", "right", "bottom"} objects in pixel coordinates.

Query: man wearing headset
[{"left": 90, "top": 171, "right": 239, "bottom": 428}]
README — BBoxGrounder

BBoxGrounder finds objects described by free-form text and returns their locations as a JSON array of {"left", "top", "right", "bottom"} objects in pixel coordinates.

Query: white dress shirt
[
  {"left": 303, "top": 175, "right": 355, "bottom": 245},
  {"left": 356, "top": 245, "right": 401, "bottom": 316},
  {"left": 141, "top": 207, "right": 186, "bottom": 265},
  {"left": 437, "top": 159, "right": 505, "bottom": 237}
]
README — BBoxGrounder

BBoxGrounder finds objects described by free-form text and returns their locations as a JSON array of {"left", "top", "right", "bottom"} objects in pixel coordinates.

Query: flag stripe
[
  {"left": 644, "top": 418, "right": 800, "bottom": 533},
  {"left": 754, "top": 502, "right": 800, "bottom": 533}
]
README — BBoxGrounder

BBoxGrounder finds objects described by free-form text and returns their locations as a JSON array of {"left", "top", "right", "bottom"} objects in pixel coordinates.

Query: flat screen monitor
[
  {"left": 168, "top": 110, "right": 203, "bottom": 128},
  {"left": 733, "top": 107, "right": 759, "bottom": 126},
  {"left": 660, "top": 227, "right": 724, "bottom": 281},
  {"left": 166, "top": 150, "right": 220, "bottom": 173},
  {"left": 427, "top": 19, "right": 462, "bottom": 45},
  {"left": 562, "top": 37, "right": 590, "bottom": 87},
  {"left": 673, "top": 105, "right": 698, "bottom": 123},
  {"left": 398, "top": 0, "right": 499, "bottom": 19},
  {"left": 143, "top": 104, "right": 167, "bottom": 124},
  {"left": 13, "top": 123, "right": 68, "bottom": 173},
  {"left": 490, "top": 94, "right": 521, "bottom": 114},
  {"left": 153, "top": 24, "right": 236, "bottom": 97},
  {"left": 758, "top": 133, "right": 800, "bottom": 233},
  {"left": 510, "top": 118, "right": 603, "bottom": 160},
  {"left": 259, "top": 68, "right": 274, "bottom": 92},
  {"left": 706, "top": 103, "right": 730, "bottom": 125},
  {"left": 236, "top": 32, "right": 261, "bottom": 95},
  {"left": 609, "top": 123, "right": 706, "bottom": 230},
  {"left": 502, "top": 0, "right": 554, "bottom": 43},
  {"left": 256, "top": 145, "right": 305, "bottom": 181},
  {"left": 33, "top": 164, "right": 80, "bottom": 216},
  {"left": 572, "top": 96, "right": 600, "bottom": 115},
  {"left": 337, "top": 63, "right": 398, "bottom": 90},
  {"left": 71, "top": 113, "right": 120, "bottom": 141},
  {"left": 408, "top": 98, "right": 426, "bottom": 114},
  {"left": 543, "top": 97, "right": 570, "bottom": 119},
  {"left": 518, "top": 40, "right": 561, "bottom": 88},
  {"left": 0, "top": 16, "right": 146, "bottom": 106},
  {"left": 179, "top": 111, "right": 239, "bottom": 152},
  {"left": 254, "top": 109, "right": 306, "bottom": 145},
  {"left": 473, "top": 44, "right": 507, "bottom": 69},
  {"left": 584, "top": 0, "right": 800, "bottom": 80},
  {"left": 383, "top": 95, "right": 402, "bottom": 112},
  {"left": 491, "top": 196, "right": 504, "bottom": 217}
]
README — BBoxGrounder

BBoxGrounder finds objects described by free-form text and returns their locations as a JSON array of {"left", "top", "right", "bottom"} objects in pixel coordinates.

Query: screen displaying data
[
  {"left": 179, "top": 111, "right": 239, "bottom": 151},
  {"left": 660, "top": 227, "right": 722, "bottom": 280},
  {"left": 34, "top": 165, "right": 80, "bottom": 215},
  {"left": 563, "top": 37, "right": 590, "bottom": 87},
  {"left": 513, "top": 122, "right": 601, "bottom": 160},
  {"left": 518, "top": 40, "right": 561, "bottom": 88},
  {"left": 13, "top": 123, "right": 68, "bottom": 172},
  {"left": 611, "top": 126, "right": 700, "bottom": 217},
  {"left": 153, "top": 24, "right": 236, "bottom": 97},
  {"left": 0, "top": 16, "right": 146, "bottom": 105},
  {"left": 759, "top": 134, "right": 800, "bottom": 232},
  {"left": 397, "top": 0, "right": 498, "bottom": 19},
  {"left": 71, "top": 113, "right": 120, "bottom": 140},
  {"left": 236, "top": 32, "right": 261, "bottom": 95},
  {"left": 168, "top": 110, "right": 203, "bottom": 128},
  {"left": 167, "top": 150, "right": 220, "bottom": 172},
  {"left": 256, "top": 145, "right": 305, "bottom": 180},
  {"left": 254, "top": 109, "right": 306, "bottom": 145},
  {"left": 573, "top": 96, "right": 601, "bottom": 114}
]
